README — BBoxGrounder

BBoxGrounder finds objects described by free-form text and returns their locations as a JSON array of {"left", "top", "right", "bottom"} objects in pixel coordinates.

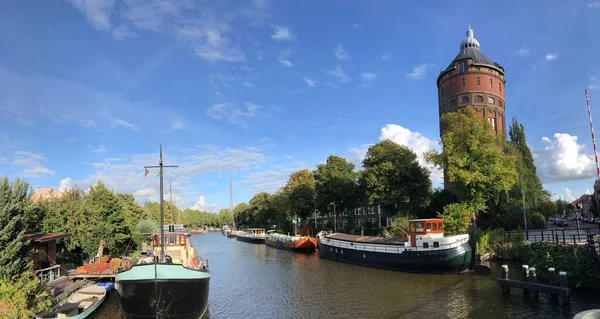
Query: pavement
[{"left": 506, "top": 222, "right": 600, "bottom": 244}]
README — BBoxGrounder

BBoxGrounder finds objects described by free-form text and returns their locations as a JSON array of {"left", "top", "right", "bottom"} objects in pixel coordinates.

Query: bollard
[
  {"left": 548, "top": 268, "right": 558, "bottom": 301},
  {"left": 528, "top": 267, "right": 539, "bottom": 299},
  {"left": 559, "top": 271, "right": 570, "bottom": 306},
  {"left": 501, "top": 265, "right": 510, "bottom": 295},
  {"left": 522, "top": 265, "right": 530, "bottom": 298}
]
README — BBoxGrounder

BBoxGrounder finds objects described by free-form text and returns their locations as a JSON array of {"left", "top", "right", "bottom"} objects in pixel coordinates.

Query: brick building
[
  {"left": 31, "top": 187, "right": 65, "bottom": 203},
  {"left": 436, "top": 27, "right": 507, "bottom": 188}
]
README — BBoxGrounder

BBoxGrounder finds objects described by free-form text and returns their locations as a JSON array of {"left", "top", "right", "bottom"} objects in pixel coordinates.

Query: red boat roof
[
  {"left": 326, "top": 233, "right": 408, "bottom": 245},
  {"left": 23, "top": 233, "right": 69, "bottom": 243}
]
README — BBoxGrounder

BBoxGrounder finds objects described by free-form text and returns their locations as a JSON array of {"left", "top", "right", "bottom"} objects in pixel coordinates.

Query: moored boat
[
  {"left": 36, "top": 284, "right": 107, "bottom": 319},
  {"left": 316, "top": 218, "right": 472, "bottom": 273},
  {"left": 236, "top": 228, "right": 267, "bottom": 243},
  {"left": 115, "top": 145, "right": 210, "bottom": 319},
  {"left": 265, "top": 230, "right": 317, "bottom": 253}
]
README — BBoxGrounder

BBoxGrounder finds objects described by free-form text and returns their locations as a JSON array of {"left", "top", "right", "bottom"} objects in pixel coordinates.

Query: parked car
[{"left": 557, "top": 219, "right": 568, "bottom": 227}]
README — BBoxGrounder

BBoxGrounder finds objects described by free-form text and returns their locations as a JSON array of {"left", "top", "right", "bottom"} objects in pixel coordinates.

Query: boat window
[
  {"left": 433, "top": 242, "right": 440, "bottom": 248},
  {"left": 426, "top": 223, "right": 431, "bottom": 231},
  {"left": 438, "top": 222, "right": 443, "bottom": 231},
  {"left": 169, "top": 235, "right": 176, "bottom": 245},
  {"left": 423, "top": 242, "right": 429, "bottom": 249},
  {"left": 415, "top": 223, "right": 424, "bottom": 232},
  {"left": 433, "top": 223, "right": 437, "bottom": 231}
]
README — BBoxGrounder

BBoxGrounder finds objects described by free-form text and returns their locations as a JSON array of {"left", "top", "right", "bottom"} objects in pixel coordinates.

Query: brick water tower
[
  {"left": 436, "top": 26, "right": 507, "bottom": 189},
  {"left": 437, "top": 27, "right": 506, "bottom": 138}
]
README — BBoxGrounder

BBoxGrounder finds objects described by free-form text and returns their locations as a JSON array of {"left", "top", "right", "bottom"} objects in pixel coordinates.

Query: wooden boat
[
  {"left": 235, "top": 228, "right": 267, "bottom": 243},
  {"left": 316, "top": 218, "right": 472, "bottom": 273},
  {"left": 115, "top": 146, "right": 209, "bottom": 319},
  {"left": 265, "top": 230, "right": 317, "bottom": 252},
  {"left": 36, "top": 284, "right": 106, "bottom": 319}
]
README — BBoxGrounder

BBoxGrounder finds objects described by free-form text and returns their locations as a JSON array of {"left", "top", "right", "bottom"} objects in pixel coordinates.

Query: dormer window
[{"left": 458, "top": 61, "right": 468, "bottom": 73}]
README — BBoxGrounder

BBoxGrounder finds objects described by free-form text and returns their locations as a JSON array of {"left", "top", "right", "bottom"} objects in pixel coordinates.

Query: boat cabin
[
  {"left": 247, "top": 228, "right": 266, "bottom": 237},
  {"left": 408, "top": 219, "right": 444, "bottom": 247},
  {"left": 150, "top": 232, "right": 195, "bottom": 266}
]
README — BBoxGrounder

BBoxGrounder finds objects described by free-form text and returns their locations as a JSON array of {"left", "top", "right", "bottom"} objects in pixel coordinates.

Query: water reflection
[{"left": 90, "top": 233, "right": 598, "bottom": 319}]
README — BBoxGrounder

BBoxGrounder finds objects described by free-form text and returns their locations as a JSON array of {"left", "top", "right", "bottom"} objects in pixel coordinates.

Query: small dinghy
[{"left": 37, "top": 284, "right": 107, "bottom": 319}]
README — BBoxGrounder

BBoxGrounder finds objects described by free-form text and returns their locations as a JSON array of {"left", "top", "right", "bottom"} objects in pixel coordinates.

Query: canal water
[{"left": 91, "top": 232, "right": 599, "bottom": 319}]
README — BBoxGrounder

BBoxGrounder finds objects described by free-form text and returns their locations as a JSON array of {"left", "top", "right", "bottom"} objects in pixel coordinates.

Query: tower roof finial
[{"left": 461, "top": 25, "right": 479, "bottom": 51}]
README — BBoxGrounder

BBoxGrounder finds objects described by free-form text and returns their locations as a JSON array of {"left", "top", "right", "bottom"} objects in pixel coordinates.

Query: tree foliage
[
  {"left": 0, "top": 177, "right": 50, "bottom": 318},
  {"left": 314, "top": 155, "right": 359, "bottom": 215},
  {"left": 283, "top": 169, "right": 316, "bottom": 220},
  {"left": 425, "top": 106, "right": 517, "bottom": 213},
  {"left": 361, "top": 140, "right": 432, "bottom": 215}
]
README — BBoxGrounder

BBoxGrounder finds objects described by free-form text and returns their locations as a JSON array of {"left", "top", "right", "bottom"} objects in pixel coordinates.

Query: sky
[{"left": 2, "top": 0, "right": 600, "bottom": 212}]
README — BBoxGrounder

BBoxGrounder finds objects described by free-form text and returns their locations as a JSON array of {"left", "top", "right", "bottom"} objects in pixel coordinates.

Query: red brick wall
[{"left": 437, "top": 60, "right": 506, "bottom": 138}]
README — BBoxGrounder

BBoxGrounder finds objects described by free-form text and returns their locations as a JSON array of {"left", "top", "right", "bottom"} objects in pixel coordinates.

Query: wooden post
[
  {"left": 501, "top": 265, "right": 510, "bottom": 295},
  {"left": 522, "top": 265, "right": 530, "bottom": 297},
  {"left": 548, "top": 267, "right": 558, "bottom": 301},
  {"left": 559, "top": 271, "right": 569, "bottom": 305},
  {"left": 528, "top": 267, "right": 539, "bottom": 299}
]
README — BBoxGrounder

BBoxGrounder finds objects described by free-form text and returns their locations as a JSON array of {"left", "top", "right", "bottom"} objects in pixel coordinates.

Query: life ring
[
  {"left": 192, "top": 257, "right": 198, "bottom": 269},
  {"left": 402, "top": 232, "right": 408, "bottom": 238}
]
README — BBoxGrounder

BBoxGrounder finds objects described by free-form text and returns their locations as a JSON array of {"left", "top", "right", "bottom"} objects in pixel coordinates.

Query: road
[{"left": 505, "top": 222, "right": 600, "bottom": 244}]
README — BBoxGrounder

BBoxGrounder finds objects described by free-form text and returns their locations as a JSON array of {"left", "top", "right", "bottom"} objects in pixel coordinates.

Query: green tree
[
  {"left": 249, "top": 192, "right": 275, "bottom": 228},
  {"left": 233, "top": 203, "right": 252, "bottom": 228},
  {"left": 418, "top": 188, "right": 459, "bottom": 219},
  {"left": 270, "top": 189, "right": 292, "bottom": 232},
  {"left": 283, "top": 169, "right": 316, "bottom": 221},
  {"left": 425, "top": 106, "right": 517, "bottom": 218},
  {"left": 361, "top": 140, "right": 432, "bottom": 216},
  {"left": 314, "top": 155, "right": 359, "bottom": 217},
  {"left": 0, "top": 177, "right": 50, "bottom": 318},
  {"left": 85, "top": 182, "right": 128, "bottom": 256}
]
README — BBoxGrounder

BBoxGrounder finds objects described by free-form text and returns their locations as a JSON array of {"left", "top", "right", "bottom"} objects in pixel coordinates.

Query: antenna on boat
[
  {"left": 230, "top": 177, "right": 237, "bottom": 231},
  {"left": 144, "top": 144, "right": 178, "bottom": 261},
  {"left": 169, "top": 181, "right": 174, "bottom": 225}
]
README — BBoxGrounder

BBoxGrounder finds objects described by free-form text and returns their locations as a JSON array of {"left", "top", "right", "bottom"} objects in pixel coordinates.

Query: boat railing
[{"left": 322, "top": 235, "right": 469, "bottom": 253}]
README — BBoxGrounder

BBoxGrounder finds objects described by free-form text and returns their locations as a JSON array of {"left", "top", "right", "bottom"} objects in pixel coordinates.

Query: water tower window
[
  {"left": 490, "top": 79, "right": 493, "bottom": 88},
  {"left": 499, "top": 82, "right": 502, "bottom": 92},
  {"left": 476, "top": 77, "right": 480, "bottom": 87},
  {"left": 458, "top": 61, "right": 468, "bottom": 73},
  {"left": 461, "top": 96, "right": 469, "bottom": 104},
  {"left": 462, "top": 77, "right": 466, "bottom": 87},
  {"left": 443, "top": 103, "right": 447, "bottom": 111},
  {"left": 475, "top": 95, "right": 483, "bottom": 102},
  {"left": 488, "top": 97, "right": 495, "bottom": 104}
]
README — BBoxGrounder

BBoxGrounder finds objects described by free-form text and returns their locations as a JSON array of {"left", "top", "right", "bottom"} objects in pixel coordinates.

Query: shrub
[
  {"left": 476, "top": 228, "right": 505, "bottom": 255},
  {"left": 0, "top": 270, "right": 51, "bottom": 319},
  {"left": 438, "top": 202, "right": 472, "bottom": 236}
]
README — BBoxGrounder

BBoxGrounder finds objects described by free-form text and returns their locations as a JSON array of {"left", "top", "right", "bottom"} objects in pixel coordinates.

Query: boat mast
[
  {"left": 144, "top": 144, "right": 178, "bottom": 261},
  {"left": 170, "top": 181, "right": 174, "bottom": 225},
  {"left": 230, "top": 177, "right": 237, "bottom": 231}
]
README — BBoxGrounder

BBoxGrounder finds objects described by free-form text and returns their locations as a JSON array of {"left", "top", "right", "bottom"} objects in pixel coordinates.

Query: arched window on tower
[
  {"left": 488, "top": 97, "right": 495, "bottom": 104},
  {"left": 475, "top": 95, "right": 483, "bottom": 102},
  {"left": 499, "top": 82, "right": 502, "bottom": 92},
  {"left": 476, "top": 77, "right": 480, "bottom": 87},
  {"left": 490, "top": 79, "right": 493, "bottom": 88},
  {"left": 442, "top": 103, "right": 447, "bottom": 112},
  {"left": 461, "top": 96, "right": 469, "bottom": 104},
  {"left": 462, "top": 78, "right": 465, "bottom": 87},
  {"left": 499, "top": 100, "right": 503, "bottom": 108},
  {"left": 450, "top": 99, "right": 457, "bottom": 107}
]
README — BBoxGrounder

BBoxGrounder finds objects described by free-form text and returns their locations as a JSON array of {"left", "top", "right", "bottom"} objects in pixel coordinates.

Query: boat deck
[{"left": 325, "top": 233, "right": 409, "bottom": 245}]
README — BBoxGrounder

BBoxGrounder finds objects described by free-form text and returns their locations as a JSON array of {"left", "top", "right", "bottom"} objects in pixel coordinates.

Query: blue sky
[{"left": 2, "top": 0, "right": 600, "bottom": 211}]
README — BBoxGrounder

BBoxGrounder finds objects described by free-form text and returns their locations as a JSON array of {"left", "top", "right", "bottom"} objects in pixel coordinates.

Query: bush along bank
[{"left": 505, "top": 240, "right": 600, "bottom": 289}]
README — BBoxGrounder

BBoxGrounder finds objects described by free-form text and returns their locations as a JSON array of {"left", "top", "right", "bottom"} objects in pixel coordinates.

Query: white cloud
[
  {"left": 589, "top": 84, "right": 599, "bottom": 90},
  {"left": 112, "top": 24, "right": 137, "bottom": 41},
  {"left": 206, "top": 102, "right": 261, "bottom": 126},
  {"left": 334, "top": 44, "right": 349, "bottom": 61},
  {"left": 242, "top": 82, "right": 254, "bottom": 88},
  {"left": 564, "top": 188, "right": 576, "bottom": 202},
  {"left": 78, "top": 119, "right": 97, "bottom": 128},
  {"left": 381, "top": 54, "right": 394, "bottom": 62},
  {"left": 517, "top": 47, "right": 530, "bottom": 56},
  {"left": 0, "top": 156, "right": 7, "bottom": 164},
  {"left": 271, "top": 25, "right": 296, "bottom": 41},
  {"left": 588, "top": 2, "right": 600, "bottom": 9},
  {"left": 407, "top": 63, "right": 434, "bottom": 80},
  {"left": 11, "top": 151, "right": 54, "bottom": 176},
  {"left": 303, "top": 77, "right": 316, "bottom": 87},
  {"left": 326, "top": 65, "right": 351, "bottom": 82},
  {"left": 278, "top": 49, "right": 295, "bottom": 67},
  {"left": 23, "top": 167, "right": 54, "bottom": 176},
  {"left": 111, "top": 118, "right": 139, "bottom": 132},
  {"left": 545, "top": 53, "right": 558, "bottom": 62},
  {"left": 534, "top": 133, "right": 596, "bottom": 183},
  {"left": 361, "top": 73, "right": 377, "bottom": 81},
  {"left": 194, "top": 28, "right": 246, "bottom": 62},
  {"left": 134, "top": 188, "right": 154, "bottom": 197},
  {"left": 69, "top": 0, "right": 117, "bottom": 30},
  {"left": 58, "top": 178, "right": 73, "bottom": 192},
  {"left": 190, "top": 195, "right": 219, "bottom": 212},
  {"left": 93, "top": 145, "right": 107, "bottom": 153},
  {"left": 171, "top": 121, "right": 184, "bottom": 130}
]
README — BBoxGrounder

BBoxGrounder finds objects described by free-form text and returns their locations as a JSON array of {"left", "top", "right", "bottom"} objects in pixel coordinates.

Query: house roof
[{"left": 23, "top": 233, "right": 69, "bottom": 243}]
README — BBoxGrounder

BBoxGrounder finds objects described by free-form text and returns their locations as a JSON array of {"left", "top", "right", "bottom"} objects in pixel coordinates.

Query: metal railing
[
  {"left": 35, "top": 264, "right": 61, "bottom": 283},
  {"left": 321, "top": 236, "right": 469, "bottom": 253},
  {"left": 505, "top": 226, "right": 600, "bottom": 245}
]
